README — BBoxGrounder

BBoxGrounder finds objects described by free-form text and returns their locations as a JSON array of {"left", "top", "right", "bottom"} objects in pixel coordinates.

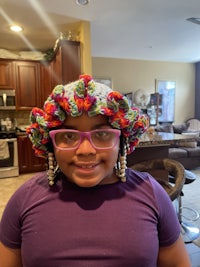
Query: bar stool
[
  {"left": 131, "top": 158, "right": 200, "bottom": 243},
  {"left": 131, "top": 158, "right": 185, "bottom": 201},
  {"left": 169, "top": 170, "right": 200, "bottom": 243}
]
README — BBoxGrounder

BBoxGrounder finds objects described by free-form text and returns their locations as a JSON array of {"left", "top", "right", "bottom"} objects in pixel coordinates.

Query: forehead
[{"left": 63, "top": 113, "right": 110, "bottom": 130}]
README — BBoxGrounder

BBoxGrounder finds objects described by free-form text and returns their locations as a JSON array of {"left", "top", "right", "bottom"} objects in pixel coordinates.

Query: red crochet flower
[
  {"left": 101, "top": 107, "right": 114, "bottom": 116},
  {"left": 26, "top": 122, "right": 38, "bottom": 134},
  {"left": 134, "top": 120, "right": 145, "bottom": 130},
  {"left": 44, "top": 102, "right": 57, "bottom": 115},
  {"left": 79, "top": 74, "right": 93, "bottom": 87},
  {"left": 47, "top": 120, "right": 62, "bottom": 128},
  {"left": 32, "top": 107, "right": 45, "bottom": 117},
  {"left": 84, "top": 95, "right": 97, "bottom": 111},
  {"left": 113, "top": 110, "right": 130, "bottom": 128},
  {"left": 33, "top": 146, "right": 46, "bottom": 158},
  {"left": 58, "top": 98, "right": 71, "bottom": 112},
  {"left": 108, "top": 91, "right": 124, "bottom": 101},
  {"left": 74, "top": 95, "right": 84, "bottom": 111},
  {"left": 128, "top": 139, "right": 139, "bottom": 153}
]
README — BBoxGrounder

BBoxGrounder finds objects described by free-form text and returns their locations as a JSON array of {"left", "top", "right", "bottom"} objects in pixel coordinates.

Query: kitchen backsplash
[{"left": 0, "top": 110, "right": 31, "bottom": 129}]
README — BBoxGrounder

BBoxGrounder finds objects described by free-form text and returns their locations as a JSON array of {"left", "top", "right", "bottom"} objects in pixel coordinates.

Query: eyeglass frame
[{"left": 49, "top": 128, "right": 121, "bottom": 150}]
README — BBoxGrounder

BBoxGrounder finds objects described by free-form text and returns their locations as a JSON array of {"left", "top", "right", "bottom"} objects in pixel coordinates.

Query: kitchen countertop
[
  {"left": 16, "top": 131, "right": 27, "bottom": 136},
  {"left": 138, "top": 132, "right": 199, "bottom": 147}
]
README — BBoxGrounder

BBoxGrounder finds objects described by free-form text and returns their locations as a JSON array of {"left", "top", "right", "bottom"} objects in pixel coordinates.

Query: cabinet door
[
  {"left": 51, "top": 46, "right": 62, "bottom": 88},
  {"left": 62, "top": 41, "right": 81, "bottom": 84},
  {"left": 17, "top": 135, "right": 31, "bottom": 173},
  {"left": 40, "top": 61, "right": 53, "bottom": 105},
  {"left": 18, "top": 135, "right": 46, "bottom": 173},
  {"left": 15, "top": 61, "right": 41, "bottom": 110},
  {"left": 52, "top": 41, "right": 81, "bottom": 88},
  {"left": 0, "top": 60, "right": 15, "bottom": 89}
]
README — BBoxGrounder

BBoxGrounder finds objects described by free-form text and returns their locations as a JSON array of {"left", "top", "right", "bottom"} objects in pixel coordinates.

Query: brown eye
[
  {"left": 55, "top": 131, "right": 80, "bottom": 147},
  {"left": 94, "top": 130, "right": 112, "bottom": 140}
]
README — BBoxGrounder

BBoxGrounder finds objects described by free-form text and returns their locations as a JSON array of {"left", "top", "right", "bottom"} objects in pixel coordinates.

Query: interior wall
[
  {"left": 92, "top": 57, "right": 195, "bottom": 123},
  {"left": 79, "top": 21, "right": 92, "bottom": 75}
]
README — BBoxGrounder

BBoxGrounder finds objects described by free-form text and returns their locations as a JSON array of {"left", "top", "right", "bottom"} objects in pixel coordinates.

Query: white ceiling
[{"left": 1, "top": 0, "right": 200, "bottom": 63}]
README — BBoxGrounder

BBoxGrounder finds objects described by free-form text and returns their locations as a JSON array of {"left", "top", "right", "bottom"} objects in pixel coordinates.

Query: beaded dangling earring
[
  {"left": 47, "top": 152, "right": 60, "bottom": 186},
  {"left": 115, "top": 137, "right": 128, "bottom": 182}
]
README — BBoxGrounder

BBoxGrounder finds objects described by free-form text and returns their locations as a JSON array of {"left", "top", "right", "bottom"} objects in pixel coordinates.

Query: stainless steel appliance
[
  {"left": 0, "top": 90, "right": 16, "bottom": 110},
  {"left": 0, "top": 131, "right": 19, "bottom": 178}
]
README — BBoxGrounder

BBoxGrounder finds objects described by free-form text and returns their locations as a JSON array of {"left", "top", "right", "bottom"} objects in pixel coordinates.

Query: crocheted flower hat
[{"left": 26, "top": 74, "right": 149, "bottom": 158}]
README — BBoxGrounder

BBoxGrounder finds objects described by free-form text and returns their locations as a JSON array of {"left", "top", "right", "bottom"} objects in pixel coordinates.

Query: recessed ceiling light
[
  {"left": 76, "top": 0, "right": 89, "bottom": 6},
  {"left": 10, "top": 25, "right": 23, "bottom": 32}
]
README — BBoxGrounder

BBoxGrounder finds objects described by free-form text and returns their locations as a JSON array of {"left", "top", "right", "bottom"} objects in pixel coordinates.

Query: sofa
[{"left": 155, "top": 119, "right": 200, "bottom": 170}]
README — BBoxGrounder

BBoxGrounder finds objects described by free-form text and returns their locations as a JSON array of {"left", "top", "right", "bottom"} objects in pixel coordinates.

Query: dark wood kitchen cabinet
[
  {"left": 40, "top": 61, "right": 52, "bottom": 104},
  {"left": 0, "top": 40, "right": 81, "bottom": 108},
  {"left": 40, "top": 40, "right": 81, "bottom": 104},
  {"left": 51, "top": 40, "right": 81, "bottom": 88},
  {"left": 0, "top": 59, "right": 15, "bottom": 89},
  {"left": 14, "top": 61, "right": 41, "bottom": 110},
  {"left": 18, "top": 135, "right": 46, "bottom": 174}
]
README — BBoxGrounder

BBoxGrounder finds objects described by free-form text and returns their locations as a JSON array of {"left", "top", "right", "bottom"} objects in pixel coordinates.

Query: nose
[{"left": 76, "top": 137, "right": 96, "bottom": 155}]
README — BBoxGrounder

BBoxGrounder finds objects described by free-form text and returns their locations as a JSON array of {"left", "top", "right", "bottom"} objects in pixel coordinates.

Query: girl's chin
[
  {"left": 73, "top": 177, "right": 101, "bottom": 187},
  {"left": 70, "top": 173, "right": 119, "bottom": 187}
]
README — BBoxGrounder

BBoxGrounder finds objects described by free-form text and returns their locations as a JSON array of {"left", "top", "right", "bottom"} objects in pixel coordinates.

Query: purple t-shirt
[{"left": 0, "top": 168, "right": 180, "bottom": 267}]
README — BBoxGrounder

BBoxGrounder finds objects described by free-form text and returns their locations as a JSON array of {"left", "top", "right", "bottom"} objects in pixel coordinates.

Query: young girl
[{"left": 0, "top": 74, "right": 191, "bottom": 266}]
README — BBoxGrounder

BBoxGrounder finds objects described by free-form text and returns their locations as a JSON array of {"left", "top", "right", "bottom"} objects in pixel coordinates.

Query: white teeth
[{"left": 80, "top": 165, "right": 94, "bottom": 169}]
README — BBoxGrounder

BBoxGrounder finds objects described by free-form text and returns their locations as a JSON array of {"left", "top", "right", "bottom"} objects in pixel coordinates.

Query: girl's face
[{"left": 53, "top": 113, "right": 120, "bottom": 187}]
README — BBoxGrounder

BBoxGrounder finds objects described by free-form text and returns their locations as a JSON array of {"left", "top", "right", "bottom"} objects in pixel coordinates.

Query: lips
[
  {"left": 74, "top": 163, "right": 100, "bottom": 178},
  {"left": 76, "top": 163, "right": 98, "bottom": 169}
]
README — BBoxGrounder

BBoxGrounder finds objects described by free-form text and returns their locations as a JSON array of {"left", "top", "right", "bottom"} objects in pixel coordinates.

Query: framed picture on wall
[
  {"left": 150, "top": 93, "right": 162, "bottom": 106},
  {"left": 94, "top": 77, "right": 113, "bottom": 88},
  {"left": 124, "top": 92, "right": 134, "bottom": 106},
  {"left": 155, "top": 79, "right": 176, "bottom": 123}
]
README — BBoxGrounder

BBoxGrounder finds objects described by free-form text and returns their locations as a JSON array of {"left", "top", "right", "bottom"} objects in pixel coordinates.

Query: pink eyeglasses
[{"left": 49, "top": 129, "right": 121, "bottom": 150}]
